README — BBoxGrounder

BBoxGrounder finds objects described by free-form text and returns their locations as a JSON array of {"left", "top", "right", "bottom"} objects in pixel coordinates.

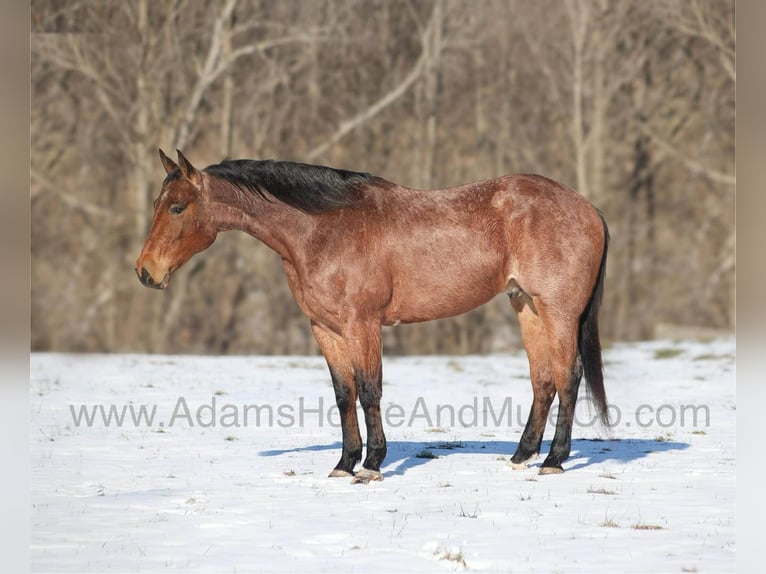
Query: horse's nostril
[{"left": 140, "top": 267, "right": 154, "bottom": 286}]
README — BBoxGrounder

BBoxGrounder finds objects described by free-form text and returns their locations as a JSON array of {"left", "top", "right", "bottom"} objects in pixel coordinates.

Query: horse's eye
[{"left": 169, "top": 204, "right": 186, "bottom": 215}]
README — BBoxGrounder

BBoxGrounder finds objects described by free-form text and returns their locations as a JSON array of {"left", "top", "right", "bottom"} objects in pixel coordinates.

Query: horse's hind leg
[
  {"left": 510, "top": 301, "right": 556, "bottom": 469},
  {"left": 538, "top": 316, "right": 582, "bottom": 475},
  {"left": 539, "top": 355, "right": 583, "bottom": 474}
]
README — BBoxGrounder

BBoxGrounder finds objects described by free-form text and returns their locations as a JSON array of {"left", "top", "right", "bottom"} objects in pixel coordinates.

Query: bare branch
[
  {"left": 31, "top": 170, "right": 115, "bottom": 218},
  {"left": 665, "top": 0, "right": 735, "bottom": 82},
  {"left": 174, "top": 0, "right": 324, "bottom": 150},
  {"left": 34, "top": 35, "right": 134, "bottom": 148},
  {"left": 306, "top": 6, "right": 440, "bottom": 162},
  {"left": 307, "top": 55, "right": 428, "bottom": 162},
  {"left": 174, "top": 0, "right": 240, "bottom": 149},
  {"left": 209, "top": 33, "right": 328, "bottom": 84},
  {"left": 636, "top": 121, "right": 735, "bottom": 187}
]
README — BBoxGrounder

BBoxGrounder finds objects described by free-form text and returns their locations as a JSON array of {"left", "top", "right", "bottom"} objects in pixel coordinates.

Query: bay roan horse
[{"left": 136, "top": 149, "right": 609, "bottom": 482}]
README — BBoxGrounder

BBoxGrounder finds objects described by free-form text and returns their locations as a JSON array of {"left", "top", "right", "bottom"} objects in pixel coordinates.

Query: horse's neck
[{"left": 207, "top": 181, "right": 311, "bottom": 259}]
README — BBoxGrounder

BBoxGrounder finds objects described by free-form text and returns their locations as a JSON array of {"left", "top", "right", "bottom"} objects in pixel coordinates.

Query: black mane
[{"left": 203, "top": 159, "right": 374, "bottom": 213}]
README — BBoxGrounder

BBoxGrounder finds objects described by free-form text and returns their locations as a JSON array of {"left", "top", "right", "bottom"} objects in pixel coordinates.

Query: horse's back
[{"left": 367, "top": 174, "right": 603, "bottom": 325}]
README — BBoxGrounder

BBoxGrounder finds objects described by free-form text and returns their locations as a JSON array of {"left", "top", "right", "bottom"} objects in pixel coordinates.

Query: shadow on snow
[{"left": 259, "top": 438, "right": 689, "bottom": 477}]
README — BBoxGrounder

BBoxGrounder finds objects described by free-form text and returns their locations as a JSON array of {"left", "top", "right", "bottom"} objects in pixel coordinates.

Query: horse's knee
[
  {"left": 330, "top": 369, "right": 355, "bottom": 411},
  {"left": 355, "top": 370, "right": 381, "bottom": 409}
]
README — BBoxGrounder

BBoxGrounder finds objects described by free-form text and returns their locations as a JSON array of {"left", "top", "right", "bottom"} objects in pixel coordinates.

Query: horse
[{"left": 136, "top": 149, "right": 610, "bottom": 482}]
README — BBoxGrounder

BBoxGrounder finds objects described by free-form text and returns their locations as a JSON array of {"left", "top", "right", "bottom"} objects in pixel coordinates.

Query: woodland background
[{"left": 31, "top": 0, "right": 735, "bottom": 355}]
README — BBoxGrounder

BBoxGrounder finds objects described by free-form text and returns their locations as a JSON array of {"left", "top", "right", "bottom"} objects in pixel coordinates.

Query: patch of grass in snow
[
  {"left": 433, "top": 441, "right": 465, "bottom": 450},
  {"left": 587, "top": 486, "right": 618, "bottom": 496},
  {"left": 425, "top": 427, "right": 448, "bottom": 433},
  {"left": 599, "top": 471, "right": 618, "bottom": 480},
  {"left": 632, "top": 522, "right": 665, "bottom": 530},
  {"left": 692, "top": 430, "right": 707, "bottom": 435},
  {"left": 439, "top": 548, "right": 468, "bottom": 569},
  {"left": 601, "top": 517, "right": 620, "bottom": 528},
  {"left": 653, "top": 348, "right": 684, "bottom": 359},
  {"left": 446, "top": 359, "right": 465, "bottom": 372},
  {"left": 681, "top": 566, "right": 698, "bottom": 573},
  {"left": 416, "top": 449, "right": 439, "bottom": 459},
  {"left": 224, "top": 435, "right": 238, "bottom": 441},
  {"left": 458, "top": 504, "right": 479, "bottom": 518},
  {"left": 693, "top": 353, "right": 734, "bottom": 361},
  {"left": 283, "top": 470, "right": 296, "bottom": 477}
]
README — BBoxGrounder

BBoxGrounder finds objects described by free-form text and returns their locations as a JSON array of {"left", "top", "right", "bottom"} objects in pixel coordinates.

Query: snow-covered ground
[{"left": 31, "top": 338, "right": 735, "bottom": 573}]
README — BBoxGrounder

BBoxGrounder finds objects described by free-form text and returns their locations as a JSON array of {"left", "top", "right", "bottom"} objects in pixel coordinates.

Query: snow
[{"left": 31, "top": 338, "right": 735, "bottom": 573}]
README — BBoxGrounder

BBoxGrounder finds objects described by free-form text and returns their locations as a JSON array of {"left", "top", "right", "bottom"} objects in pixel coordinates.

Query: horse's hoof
[
  {"left": 351, "top": 468, "right": 383, "bottom": 484},
  {"left": 539, "top": 465, "right": 564, "bottom": 475},
  {"left": 328, "top": 468, "right": 355, "bottom": 478},
  {"left": 508, "top": 453, "right": 537, "bottom": 470}
]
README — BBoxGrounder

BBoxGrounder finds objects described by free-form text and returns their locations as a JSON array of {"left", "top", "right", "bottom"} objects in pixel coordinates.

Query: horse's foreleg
[
  {"left": 349, "top": 326, "right": 386, "bottom": 484},
  {"left": 312, "top": 322, "right": 386, "bottom": 483},
  {"left": 311, "top": 323, "right": 363, "bottom": 477},
  {"left": 328, "top": 368, "right": 364, "bottom": 477},
  {"left": 352, "top": 365, "right": 386, "bottom": 484}
]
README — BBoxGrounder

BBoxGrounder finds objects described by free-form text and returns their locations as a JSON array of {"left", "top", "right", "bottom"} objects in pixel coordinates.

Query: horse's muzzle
[{"left": 137, "top": 267, "right": 168, "bottom": 290}]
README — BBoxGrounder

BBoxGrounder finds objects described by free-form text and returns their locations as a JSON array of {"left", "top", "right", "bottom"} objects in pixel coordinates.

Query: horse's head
[{"left": 135, "top": 149, "right": 218, "bottom": 289}]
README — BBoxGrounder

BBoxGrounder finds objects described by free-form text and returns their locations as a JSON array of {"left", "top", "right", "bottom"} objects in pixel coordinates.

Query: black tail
[{"left": 579, "top": 210, "right": 610, "bottom": 427}]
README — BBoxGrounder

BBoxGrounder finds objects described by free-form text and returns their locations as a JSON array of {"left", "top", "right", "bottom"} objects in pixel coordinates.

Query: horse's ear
[
  {"left": 176, "top": 149, "right": 202, "bottom": 187},
  {"left": 159, "top": 148, "right": 178, "bottom": 174}
]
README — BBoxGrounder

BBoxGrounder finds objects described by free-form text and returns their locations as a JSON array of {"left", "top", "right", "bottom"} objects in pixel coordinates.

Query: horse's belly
[{"left": 382, "top": 261, "right": 504, "bottom": 325}]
